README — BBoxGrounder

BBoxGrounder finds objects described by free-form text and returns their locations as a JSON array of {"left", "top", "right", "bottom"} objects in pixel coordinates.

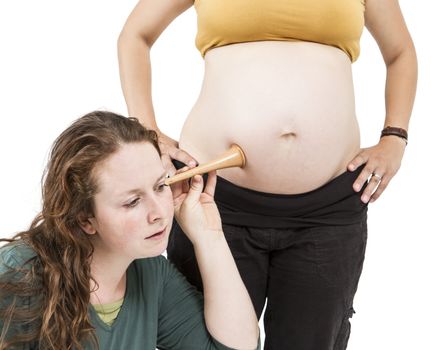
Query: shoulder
[
  {"left": 0, "top": 241, "right": 37, "bottom": 273},
  {"left": 131, "top": 255, "right": 187, "bottom": 290}
]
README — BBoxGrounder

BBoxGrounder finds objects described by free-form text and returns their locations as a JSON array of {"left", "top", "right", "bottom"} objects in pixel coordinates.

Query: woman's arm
[
  {"left": 171, "top": 171, "right": 260, "bottom": 349},
  {"left": 157, "top": 256, "right": 260, "bottom": 350},
  {"left": 118, "top": 0, "right": 193, "bottom": 128},
  {"left": 364, "top": 0, "right": 417, "bottom": 132},
  {"left": 348, "top": 0, "right": 418, "bottom": 203},
  {"left": 193, "top": 230, "right": 260, "bottom": 350},
  {"left": 117, "top": 0, "right": 198, "bottom": 173}
]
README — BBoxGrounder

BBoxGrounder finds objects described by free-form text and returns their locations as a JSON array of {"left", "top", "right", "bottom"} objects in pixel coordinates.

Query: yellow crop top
[{"left": 193, "top": 0, "right": 365, "bottom": 62}]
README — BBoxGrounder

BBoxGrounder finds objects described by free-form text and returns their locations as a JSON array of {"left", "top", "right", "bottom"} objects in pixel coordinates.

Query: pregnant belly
[{"left": 178, "top": 41, "right": 361, "bottom": 194}]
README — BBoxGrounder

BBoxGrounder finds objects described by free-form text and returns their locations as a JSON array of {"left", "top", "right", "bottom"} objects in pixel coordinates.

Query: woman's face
[{"left": 88, "top": 142, "right": 173, "bottom": 259}]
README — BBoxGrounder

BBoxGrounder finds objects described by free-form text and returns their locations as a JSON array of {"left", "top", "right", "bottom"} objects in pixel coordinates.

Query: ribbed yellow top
[
  {"left": 92, "top": 298, "right": 124, "bottom": 326},
  {"left": 194, "top": 0, "right": 365, "bottom": 62}
]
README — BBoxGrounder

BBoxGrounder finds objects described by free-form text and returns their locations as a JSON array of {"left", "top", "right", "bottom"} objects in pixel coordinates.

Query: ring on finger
[{"left": 371, "top": 173, "right": 382, "bottom": 181}]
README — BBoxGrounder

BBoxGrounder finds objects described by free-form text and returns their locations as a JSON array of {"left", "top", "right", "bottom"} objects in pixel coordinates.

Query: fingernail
[
  {"left": 354, "top": 183, "right": 361, "bottom": 191},
  {"left": 349, "top": 164, "right": 355, "bottom": 170},
  {"left": 188, "top": 161, "right": 197, "bottom": 167},
  {"left": 361, "top": 195, "right": 369, "bottom": 202}
]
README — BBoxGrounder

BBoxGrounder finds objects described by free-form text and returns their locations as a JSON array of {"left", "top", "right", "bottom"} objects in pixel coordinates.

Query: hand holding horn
[{"left": 164, "top": 144, "right": 246, "bottom": 186}]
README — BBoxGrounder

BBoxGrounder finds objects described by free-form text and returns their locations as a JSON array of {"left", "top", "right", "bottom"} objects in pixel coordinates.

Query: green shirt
[{"left": 0, "top": 242, "right": 260, "bottom": 350}]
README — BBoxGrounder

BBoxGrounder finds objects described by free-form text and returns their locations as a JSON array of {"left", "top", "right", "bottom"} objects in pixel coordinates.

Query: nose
[{"left": 146, "top": 194, "right": 166, "bottom": 224}]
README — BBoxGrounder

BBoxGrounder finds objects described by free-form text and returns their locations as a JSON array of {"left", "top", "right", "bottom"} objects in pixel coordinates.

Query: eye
[
  {"left": 156, "top": 184, "right": 167, "bottom": 192},
  {"left": 125, "top": 198, "right": 140, "bottom": 208}
]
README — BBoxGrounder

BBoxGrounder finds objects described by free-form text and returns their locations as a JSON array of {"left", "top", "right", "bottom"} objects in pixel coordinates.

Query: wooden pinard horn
[{"left": 164, "top": 144, "right": 246, "bottom": 186}]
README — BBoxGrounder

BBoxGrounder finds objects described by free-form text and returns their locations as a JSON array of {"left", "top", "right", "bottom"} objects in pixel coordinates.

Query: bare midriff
[{"left": 178, "top": 40, "right": 361, "bottom": 194}]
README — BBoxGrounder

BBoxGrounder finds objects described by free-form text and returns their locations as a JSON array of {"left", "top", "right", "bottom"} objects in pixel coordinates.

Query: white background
[{"left": 0, "top": 1, "right": 429, "bottom": 349}]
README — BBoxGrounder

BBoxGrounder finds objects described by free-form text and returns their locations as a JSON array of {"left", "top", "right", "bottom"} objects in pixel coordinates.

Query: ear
[{"left": 77, "top": 213, "right": 97, "bottom": 235}]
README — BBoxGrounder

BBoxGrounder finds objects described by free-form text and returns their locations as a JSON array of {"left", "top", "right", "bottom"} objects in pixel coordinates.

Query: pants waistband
[{"left": 213, "top": 164, "right": 368, "bottom": 229}]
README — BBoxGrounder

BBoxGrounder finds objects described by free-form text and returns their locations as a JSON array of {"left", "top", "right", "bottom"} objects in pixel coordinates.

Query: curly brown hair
[{"left": 0, "top": 111, "right": 160, "bottom": 350}]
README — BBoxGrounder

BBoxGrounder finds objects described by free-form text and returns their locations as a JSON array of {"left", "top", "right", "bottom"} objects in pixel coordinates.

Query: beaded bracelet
[{"left": 380, "top": 126, "right": 408, "bottom": 145}]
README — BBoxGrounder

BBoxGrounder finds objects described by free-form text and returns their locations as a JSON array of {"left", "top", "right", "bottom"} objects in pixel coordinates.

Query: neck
[{"left": 90, "top": 247, "right": 131, "bottom": 305}]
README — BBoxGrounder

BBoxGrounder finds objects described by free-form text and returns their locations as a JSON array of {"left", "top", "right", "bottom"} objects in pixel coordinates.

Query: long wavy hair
[{"left": 0, "top": 111, "right": 160, "bottom": 350}]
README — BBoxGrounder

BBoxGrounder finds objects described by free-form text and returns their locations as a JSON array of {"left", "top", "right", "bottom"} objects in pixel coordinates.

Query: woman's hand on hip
[
  {"left": 171, "top": 169, "right": 223, "bottom": 245},
  {"left": 157, "top": 131, "right": 198, "bottom": 176},
  {"left": 347, "top": 136, "right": 407, "bottom": 204}
]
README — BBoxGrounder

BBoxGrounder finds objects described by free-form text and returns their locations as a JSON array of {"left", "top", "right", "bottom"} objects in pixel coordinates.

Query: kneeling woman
[{"left": 0, "top": 111, "right": 259, "bottom": 350}]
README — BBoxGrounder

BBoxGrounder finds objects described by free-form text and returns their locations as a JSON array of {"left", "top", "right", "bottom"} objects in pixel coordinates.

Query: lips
[{"left": 146, "top": 227, "right": 166, "bottom": 239}]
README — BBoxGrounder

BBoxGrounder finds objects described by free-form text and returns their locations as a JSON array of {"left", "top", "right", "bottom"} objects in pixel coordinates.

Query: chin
[{"left": 142, "top": 239, "right": 169, "bottom": 258}]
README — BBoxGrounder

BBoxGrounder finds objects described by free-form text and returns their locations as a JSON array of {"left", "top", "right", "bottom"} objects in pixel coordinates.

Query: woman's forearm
[
  {"left": 194, "top": 233, "right": 259, "bottom": 350},
  {"left": 117, "top": 32, "right": 159, "bottom": 130},
  {"left": 383, "top": 45, "right": 418, "bottom": 130}
]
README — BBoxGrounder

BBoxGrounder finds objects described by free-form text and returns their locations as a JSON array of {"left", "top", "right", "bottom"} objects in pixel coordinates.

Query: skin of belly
[{"left": 178, "top": 41, "right": 361, "bottom": 194}]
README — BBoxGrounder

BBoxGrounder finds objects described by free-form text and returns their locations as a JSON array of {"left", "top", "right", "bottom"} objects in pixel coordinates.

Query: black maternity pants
[{"left": 167, "top": 162, "right": 369, "bottom": 350}]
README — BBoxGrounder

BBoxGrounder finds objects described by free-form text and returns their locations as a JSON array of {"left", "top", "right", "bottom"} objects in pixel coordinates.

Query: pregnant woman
[{"left": 118, "top": 1, "right": 417, "bottom": 349}]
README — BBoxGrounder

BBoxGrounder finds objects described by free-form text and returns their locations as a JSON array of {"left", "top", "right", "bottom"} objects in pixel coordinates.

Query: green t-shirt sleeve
[
  {"left": 0, "top": 243, "right": 39, "bottom": 350},
  {"left": 156, "top": 257, "right": 260, "bottom": 350}
]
